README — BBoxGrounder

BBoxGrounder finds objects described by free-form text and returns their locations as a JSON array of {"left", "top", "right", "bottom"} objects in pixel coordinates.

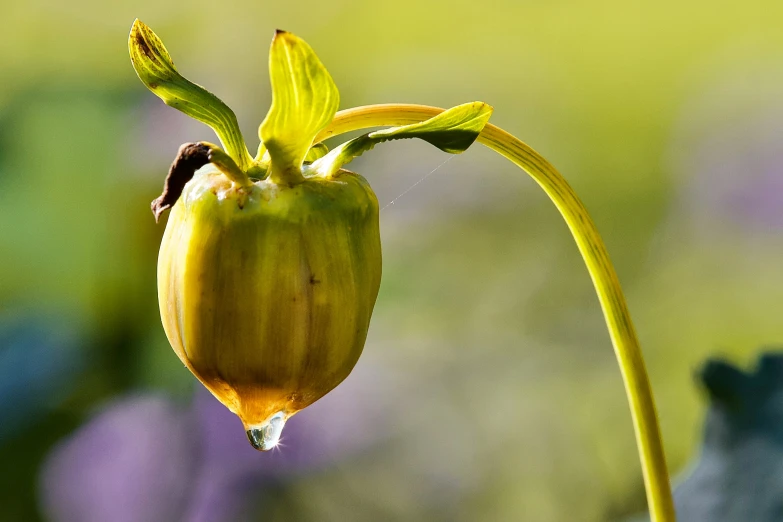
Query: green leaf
[
  {"left": 128, "top": 19, "right": 252, "bottom": 170},
  {"left": 259, "top": 30, "right": 340, "bottom": 184},
  {"left": 309, "top": 102, "right": 493, "bottom": 177}
]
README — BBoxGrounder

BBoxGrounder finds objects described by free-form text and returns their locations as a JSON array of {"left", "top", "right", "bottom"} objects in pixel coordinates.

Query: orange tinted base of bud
[{"left": 197, "top": 373, "right": 322, "bottom": 427}]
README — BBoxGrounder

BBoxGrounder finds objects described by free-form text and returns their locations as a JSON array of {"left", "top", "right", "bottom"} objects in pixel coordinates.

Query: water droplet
[{"left": 245, "top": 411, "right": 286, "bottom": 451}]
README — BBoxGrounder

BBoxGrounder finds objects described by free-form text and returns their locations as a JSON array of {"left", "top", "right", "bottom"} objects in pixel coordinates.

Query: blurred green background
[{"left": 2, "top": 0, "right": 783, "bottom": 520}]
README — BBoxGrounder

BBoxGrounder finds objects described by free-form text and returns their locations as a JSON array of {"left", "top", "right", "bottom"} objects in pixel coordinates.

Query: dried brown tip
[{"left": 151, "top": 142, "right": 212, "bottom": 222}]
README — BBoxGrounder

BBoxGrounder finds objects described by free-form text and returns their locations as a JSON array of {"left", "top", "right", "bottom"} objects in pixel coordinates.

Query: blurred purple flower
[
  {"left": 672, "top": 99, "right": 783, "bottom": 235},
  {"left": 41, "top": 396, "right": 198, "bottom": 522},
  {"left": 40, "top": 360, "right": 399, "bottom": 522}
]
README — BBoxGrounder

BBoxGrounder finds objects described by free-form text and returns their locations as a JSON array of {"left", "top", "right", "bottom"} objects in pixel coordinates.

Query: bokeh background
[{"left": 2, "top": 1, "right": 783, "bottom": 520}]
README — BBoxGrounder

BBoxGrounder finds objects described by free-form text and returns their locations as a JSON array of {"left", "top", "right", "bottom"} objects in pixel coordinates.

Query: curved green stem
[{"left": 316, "top": 104, "right": 676, "bottom": 522}]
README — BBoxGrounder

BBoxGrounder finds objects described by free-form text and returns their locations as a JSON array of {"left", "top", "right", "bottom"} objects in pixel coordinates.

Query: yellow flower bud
[{"left": 158, "top": 163, "right": 381, "bottom": 449}]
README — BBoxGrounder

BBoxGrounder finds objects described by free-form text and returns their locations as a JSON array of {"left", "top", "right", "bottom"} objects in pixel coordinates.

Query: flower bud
[{"left": 158, "top": 162, "right": 381, "bottom": 449}]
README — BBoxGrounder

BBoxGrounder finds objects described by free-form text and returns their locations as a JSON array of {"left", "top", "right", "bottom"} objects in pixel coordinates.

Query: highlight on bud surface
[{"left": 129, "top": 19, "right": 492, "bottom": 450}]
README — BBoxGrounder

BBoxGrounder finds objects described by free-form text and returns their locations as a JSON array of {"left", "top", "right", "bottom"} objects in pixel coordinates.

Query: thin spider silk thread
[
  {"left": 381, "top": 155, "right": 455, "bottom": 212},
  {"left": 316, "top": 155, "right": 456, "bottom": 278}
]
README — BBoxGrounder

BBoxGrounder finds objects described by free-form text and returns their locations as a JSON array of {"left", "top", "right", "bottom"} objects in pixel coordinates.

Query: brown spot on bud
[{"left": 151, "top": 142, "right": 211, "bottom": 222}]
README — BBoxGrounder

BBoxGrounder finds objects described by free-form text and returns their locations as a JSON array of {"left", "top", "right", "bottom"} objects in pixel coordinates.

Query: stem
[{"left": 316, "top": 104, "right": 676, "bottom": 522}]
